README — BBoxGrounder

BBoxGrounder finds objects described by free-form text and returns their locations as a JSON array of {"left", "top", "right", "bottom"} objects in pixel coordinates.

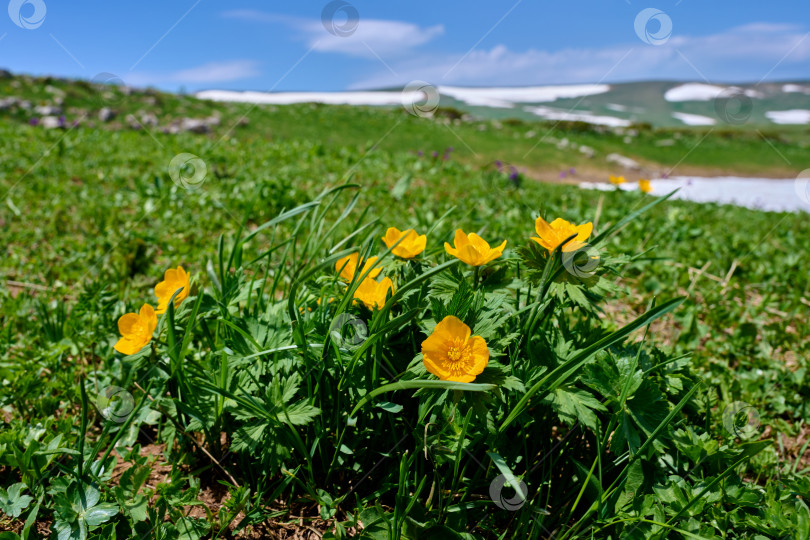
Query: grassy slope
[
  {"left": 1, "top": 76, "right": 809, "bottom": 536},
  {"left": 2, "top": 76, "right": 808, "bottom": 426},
  {"left": 3, "top": 74, "right": 810, "bottom": 179}
]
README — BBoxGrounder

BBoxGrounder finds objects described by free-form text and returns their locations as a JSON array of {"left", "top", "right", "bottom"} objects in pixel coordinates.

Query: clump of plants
[{"left": 3, "top": 184, "right": 805, "bottom": 539}]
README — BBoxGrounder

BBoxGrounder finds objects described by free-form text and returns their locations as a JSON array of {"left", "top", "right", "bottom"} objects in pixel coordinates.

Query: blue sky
[{"left": 2, "top": 0, "right": 809, "bottom": 92}]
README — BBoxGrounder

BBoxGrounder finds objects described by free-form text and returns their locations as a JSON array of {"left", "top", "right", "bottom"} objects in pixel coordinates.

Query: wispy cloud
[
  {"left": 129, "top": 60, "right": 261, "bottom": 86},
  {"left": 348, "top": 23, "right": 810, "bottom": 89},
  {"left": 222, "top": 9, "right": 443, "bottom": 58}
]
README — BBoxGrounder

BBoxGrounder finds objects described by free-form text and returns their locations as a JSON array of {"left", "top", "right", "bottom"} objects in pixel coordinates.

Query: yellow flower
[
  {"left": 154, "top": 266, "right": 191, "bottom": 315},
  {"left": 421, "top": 315, "right": 489, "bottom": 383},
  {"left": 532, "top": 216, "right": 593, "bottom": 253},
  {"left": 335, "top": 253, "right": 382, "bottom": 282},
  {"left": 381, "top": 227, "right": 427, "bottom": 259},
  {"left": 609, "top": 175, "right": 626, "bottom": 185},
  {"left": 444, "top": 229, "right": 506, "bottom": 267},
  {"left": 114, "top": 304, "right": 157, "bottom": 355},
  {"left": 353, "top": 276, "right": 394, "bottom": 310},
  {"left": 639, "top": 179, "right": 652, "bottom": 193}
]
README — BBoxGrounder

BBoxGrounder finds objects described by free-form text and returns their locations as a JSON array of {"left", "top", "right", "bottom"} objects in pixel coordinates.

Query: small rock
[
  {"left": 655, "top": 139, "right": 675, "bottom": 147},
  {"left": 180, "top": 118, "right": 209, "bottom": 133},
  {"left": 606, "top": 153, "right": 640, "bottom": 170},
  {"left": 140, "top": 112, "right": 159, "bottom": 127},
  {"left": 40, "top": 116, "right": 62, "bottom": 129},
  {"left": 98, "top": 107, "right": 116, "bottom": 122},
  {"left": 125, "top": 114, "right": 141, "bottom": 129},
  {"left": 578, "top": 145, "right": 595, "bottom": 158},
  {"left": 35, "top": 105, "right": 62, "bottom": 115}
]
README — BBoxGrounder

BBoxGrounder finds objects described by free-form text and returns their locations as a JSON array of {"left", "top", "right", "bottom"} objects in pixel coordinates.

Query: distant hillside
[{"left": 198, "top": 80, "right": 810, "bottom": 128}]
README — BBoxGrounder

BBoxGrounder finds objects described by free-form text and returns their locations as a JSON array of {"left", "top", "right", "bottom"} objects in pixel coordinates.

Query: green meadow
[{"left": 1, "top": 76, "right": 809, "bottom": 539}]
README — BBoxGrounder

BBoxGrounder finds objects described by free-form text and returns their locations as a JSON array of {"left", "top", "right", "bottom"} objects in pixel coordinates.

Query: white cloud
[
  {"left": 222, "top": 9, "right": 443, "bottom": 59},
  {"left": 129, "top": 60, "right": 261, "bottom": 86},
  {"left": 348, "top": 23, "right": 810, "bottom": 89},
  {"left": 304, "top": 20, "right": 444, "bottom": 58}
]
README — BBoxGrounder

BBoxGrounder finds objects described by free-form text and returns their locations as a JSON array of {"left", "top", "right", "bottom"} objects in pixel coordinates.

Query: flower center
[{"left": 445, "top": 339, "right": 470, "bottom": 375}]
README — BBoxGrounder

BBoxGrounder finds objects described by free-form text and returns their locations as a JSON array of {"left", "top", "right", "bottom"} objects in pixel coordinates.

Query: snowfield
[
  {"left": 437, "top": 84, "right": 610, "bottom": 108},
  {"left": 198, "top": 85, "right": 611, "bottom": 110},
  {"left": 664, "top": 83, "right": 761, "bottom": 102},
  {"left": 580, "top": 177, "right": 808, "bottom": 213},
  {"left": 523, "top": 106, "right": 631, "bottom": 126},
  {"left": 764, "top": 109, "right": 810, "bottom": 124},
  {"left": 672, "top": 112, "right": 717, "bottom": 126}
]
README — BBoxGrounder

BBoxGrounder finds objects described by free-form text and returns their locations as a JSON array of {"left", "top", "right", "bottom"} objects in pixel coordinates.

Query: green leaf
[
  {"left": 351, "top": 380, "right": 496, "bottom": 417},
  {"left": 0, "top": 483, "right": 34, "bottom": 518},
  {"left": 122, "top": 495, "right": 148, "bottom": 523},
  {"left": 615, "top": 459, "right": 644, "bottom": 512},
  {"left": 279, "top": 401, "right": 321, "bottom": 426},
  {"left": 487, "top": 452, "right": 526, "bottom": 503},
  {"left": 500, "top": 297, "right": 684, "bottom": 431},
  {"left": 174, "top": 516, "right": 211, "bottom": 540},
  {"left": 377, "top": 401, "right": 403, "bottom": 414},
  {"left": 797, "top": 502, "right": 810, "bottom": 540},
  {"left": 545, "top": 387, "right": 607, "bottom": 432},
  {"left": 82, "top": 503, "right": 119, "bottom": 527}
]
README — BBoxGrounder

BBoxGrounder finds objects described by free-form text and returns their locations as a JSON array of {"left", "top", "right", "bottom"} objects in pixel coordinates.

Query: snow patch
[
  {"left": 196, "top": 89, "right": 418, "bottom": 106},
  {"left": 524, "top": 106, "right": 630, "bottom": 127},
  {"left": 782, "top": 84, "right": 810, "bottom": 94},
  {"left": 437, "top": 84, "right": 610, "bottom": 108},
  {"left": 664, "top": 83, "right": 760, "bottom": 102},
  {"left": 580, "top": 177, "right": 807, "bottom": 213},
  {"left": 672, "top": 112, "right": 717, "bottom": 126},
  {"left": 765, "top": 109, "right": 810, "bottom": 124},
  {"left": 198, "top": 84, "right": 611, "bottom": 110}
]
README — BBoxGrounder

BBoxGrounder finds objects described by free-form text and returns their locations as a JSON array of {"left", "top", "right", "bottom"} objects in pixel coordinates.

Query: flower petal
[
  {"left": 117, "top": 313, "right": 140, "bottom": 336},
  {"left": 467, "top": 233, "right": 491, "bottom": 252},
  {"left": 434, "top": 315, "right": 471, "bottom": 342},
  {"left": 452, "top": 229, "right": 470, "bottom": 250},
  {"left": 467, "top": 336, "right": 490, "bottom": 377},
  {"left": 423, "top": 352, "right": 451, "bottom": 380},
  {"left": 575, "top": 222, "right": 593, "bottom": 242},
  {"left": 114, "top": 337, "right": 143, "bottom": 355},
  {"left": 140, "top": 304, "right": 157, "bottom": 334}
]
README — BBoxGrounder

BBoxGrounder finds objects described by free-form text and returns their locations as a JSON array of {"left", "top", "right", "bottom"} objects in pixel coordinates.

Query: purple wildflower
[{"left": 29, "top": 117, "right": 39, "bottom": 126}]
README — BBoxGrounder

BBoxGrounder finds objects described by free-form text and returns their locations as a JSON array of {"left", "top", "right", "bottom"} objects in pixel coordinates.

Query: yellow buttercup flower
[
  {"left": 421, "top": 315, "right": 489, "bottom": 383},
  {"left": 335, "top": 253, "right": 382, "bottom": 282},
  {"left": 609, "top": 175, "right": 626, "bottom": 185},
  {"left": 353, "top": 276, "right": 394, "bottom": 310},
  {"left": 639, "top": 179, "right": 652, "bottom": 193},
  {"left": 382, "top": 227, "right": 427, "bottom": 259},
  {"left": 155, "top": 266, "right": 191, "bottom": 314},
  {"left": 532, "top": 216, "right": 593, "bottom": 253},
  {"left": 444, "top": 229, "right": 506, "bottom": 267},
  {"left": 114, "top": 304, "right": 157, "bottom": 355}
]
